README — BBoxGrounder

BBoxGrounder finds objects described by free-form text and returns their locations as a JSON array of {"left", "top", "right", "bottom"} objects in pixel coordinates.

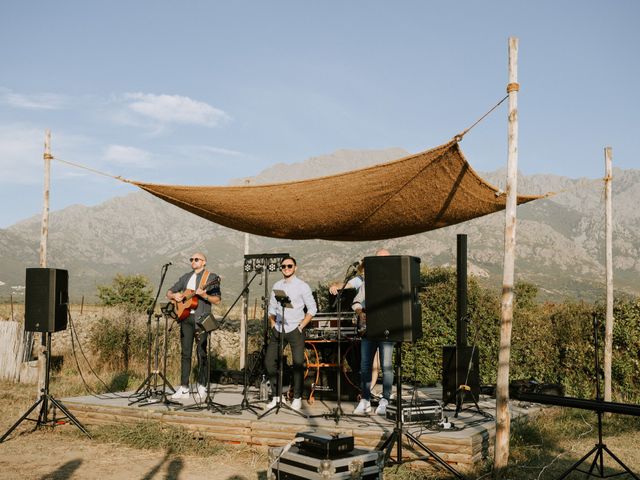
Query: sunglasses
[
  {"left": 280, "top": 264, "right": 295, "bottom": 270},
  {"left": 190, "top": 258, "right": 204, "bottom": 262}
]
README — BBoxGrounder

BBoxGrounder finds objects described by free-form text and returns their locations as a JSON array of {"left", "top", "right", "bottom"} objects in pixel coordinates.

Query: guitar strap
[{"left": 198, "top": 270, "right": 210, "bottom": 292}]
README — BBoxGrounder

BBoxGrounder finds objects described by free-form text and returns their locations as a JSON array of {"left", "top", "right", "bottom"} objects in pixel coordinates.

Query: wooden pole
[
  {"left": 240, "top": 179, "right": 251, "bottom": 369},
  {"left": 10, "top": 294, "right": 14, "bottom": 322},
  {"left": 494, "top": 37, "right": 519, "bottom": 474},
  {"left": 37, "top": 130, "right": 52, "bottom": 393},
  {"left": 40, "top": 130, "right": 51, "bottom": 268},
  {"left": 604, "top": 146, "right": 613, "bottom": 402}
]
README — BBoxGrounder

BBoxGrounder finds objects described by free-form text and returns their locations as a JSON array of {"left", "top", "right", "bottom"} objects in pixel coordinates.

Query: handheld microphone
[
  {"left": 350, "top": 261, "right": 360, "bottom": 268},
  {"left": 163, "top": 262, "right": 173, "bottom": 267}
]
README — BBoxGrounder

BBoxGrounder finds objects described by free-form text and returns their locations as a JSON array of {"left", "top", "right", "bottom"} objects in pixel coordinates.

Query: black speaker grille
[
  {"left": 363, "top": 255, "right": 422, "bottom": 342},
  {"left": 24, "top": 268, "right": 68, "bottom": 333}
]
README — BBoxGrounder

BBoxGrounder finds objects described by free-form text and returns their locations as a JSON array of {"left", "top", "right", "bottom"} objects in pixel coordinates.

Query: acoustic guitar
[{"left": 167, "top": 275, "right": 220, "bottom": 321}]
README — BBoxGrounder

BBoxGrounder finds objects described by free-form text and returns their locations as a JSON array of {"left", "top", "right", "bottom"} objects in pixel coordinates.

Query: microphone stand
[
  {"left": 137, "top": 310, "right": 182, "bottom": 408},
  {"left": 129, "top": 263, "right": 175, "bottom": 405},
  {"left": 216, "top": 268, "right": 264, "bottom": 415},
  {"left": 311, "top": 264, "right": 358, "bottom": 423},
  {"left": 258, "top": 294, "right": 307, "bottom": 420}
]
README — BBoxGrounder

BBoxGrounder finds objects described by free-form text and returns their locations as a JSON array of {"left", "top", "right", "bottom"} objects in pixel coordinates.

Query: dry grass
[{"left": 2, "top": 378, "right": 640, "bottom": 479}]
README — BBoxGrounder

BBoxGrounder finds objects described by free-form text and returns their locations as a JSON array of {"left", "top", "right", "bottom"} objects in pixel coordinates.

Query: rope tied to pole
[
  {"left": 506, "top": 82, "right": 520, "bottom": 93},
  {"left": 454, "top": 94, "right": 509, "bottom": 143},
  {"left": 51, "top": 156, "right": 134, "bottom": 184}
]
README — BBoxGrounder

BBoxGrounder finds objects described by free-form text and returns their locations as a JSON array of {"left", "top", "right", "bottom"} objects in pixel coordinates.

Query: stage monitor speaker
[
  {"left": 442, "top": 345, "right": 480, "bottom": 405},
  {"left": 363, "top": 255, "right": 422, "bottom": 342},
  {"left": 24, "top": 268, "right": 68, "bottom": 333}
]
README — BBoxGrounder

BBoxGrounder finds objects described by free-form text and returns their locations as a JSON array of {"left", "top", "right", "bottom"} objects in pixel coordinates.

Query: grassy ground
[{"left": 2, "top": 377, "right": 640, "bottom": 479}]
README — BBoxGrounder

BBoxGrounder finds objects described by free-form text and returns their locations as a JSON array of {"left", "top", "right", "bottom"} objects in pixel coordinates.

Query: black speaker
[
  {"left": 442, "top": 346, "right": 480, "bottom": 404},
  {"left": 363, "top": 255, "right": 422, "bottom": 342},
  {"left": 24, "top": 268, "right": 68, "bottom": 333}
]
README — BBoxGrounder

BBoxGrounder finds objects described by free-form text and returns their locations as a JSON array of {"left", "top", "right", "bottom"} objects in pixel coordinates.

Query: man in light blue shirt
[{"left": 264, "top": 256, "right": 317, "bottom": 411}]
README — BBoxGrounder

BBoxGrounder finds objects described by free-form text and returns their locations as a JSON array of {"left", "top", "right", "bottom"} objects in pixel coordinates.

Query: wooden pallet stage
[{"left": 61, "top": 384, "right": 540, "bottom": 470}]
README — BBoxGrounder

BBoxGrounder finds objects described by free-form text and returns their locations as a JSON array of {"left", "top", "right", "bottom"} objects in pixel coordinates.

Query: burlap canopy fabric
[{"left": 133, "top": 140, "right": 542, "bottom": 241}]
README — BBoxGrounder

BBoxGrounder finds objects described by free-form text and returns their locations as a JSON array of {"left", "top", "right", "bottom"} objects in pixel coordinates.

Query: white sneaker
[
  {"left": 171, "top": 385, "right": 190, "bottom": 400},
  {"left": 196, "top": 384, "right": 207, "bottom": 398},
  {"left": 290, "top": 398, "right": 302, "bottom": 411},
  {"left": 265, "top": 396, "right": 285, "bottom": 409},
  {"left": 376, "top": 398, "right": 389, "bottom": 415},
  {"left": 353, "top": 399, "right": 371, "bottom": 415}
]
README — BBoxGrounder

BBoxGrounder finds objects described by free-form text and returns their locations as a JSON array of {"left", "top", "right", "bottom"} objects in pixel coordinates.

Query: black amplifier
[
  {"left": 385, "top": 398, "right": 443, "bottom": 424},
  {"left": 296, "top": 431, "right": 354, "bottom": 458}
]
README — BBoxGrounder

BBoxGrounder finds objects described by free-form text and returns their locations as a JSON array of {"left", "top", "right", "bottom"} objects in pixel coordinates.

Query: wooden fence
[{"left": 0, "top": 321, "right": 36, "bottom": 383}]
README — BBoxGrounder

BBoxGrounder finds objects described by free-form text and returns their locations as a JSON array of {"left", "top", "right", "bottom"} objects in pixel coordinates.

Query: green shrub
[
  {"left": 89, "top": 309, "right": 149, "bottom": 371},
  {"left": 316, "top": 266, "right": 640, "bottom": 402}
]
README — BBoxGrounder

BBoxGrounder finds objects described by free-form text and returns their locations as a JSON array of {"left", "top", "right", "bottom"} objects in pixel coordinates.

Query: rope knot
[{"left": 506, "top": 82, "right": 520, "bottom": 93}]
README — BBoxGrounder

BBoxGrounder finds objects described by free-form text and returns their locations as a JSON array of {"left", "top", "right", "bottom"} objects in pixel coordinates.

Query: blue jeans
[{"left": 360, "top": 338, "right": 394, "bottom": 401}]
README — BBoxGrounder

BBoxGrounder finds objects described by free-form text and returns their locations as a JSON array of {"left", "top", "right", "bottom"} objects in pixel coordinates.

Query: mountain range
[{"left": 1, "top": 147, "right": 638, "bottom": 305}]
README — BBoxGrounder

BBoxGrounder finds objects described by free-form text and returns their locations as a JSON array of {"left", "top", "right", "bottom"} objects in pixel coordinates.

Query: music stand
[{"left": 258, "top": 291, "right": 307, "bottom": 419}]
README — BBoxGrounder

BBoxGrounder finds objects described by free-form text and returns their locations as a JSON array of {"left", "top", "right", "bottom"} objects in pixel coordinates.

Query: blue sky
[{"left": 1, "top": 1, "right": 638, "bottom": 227}]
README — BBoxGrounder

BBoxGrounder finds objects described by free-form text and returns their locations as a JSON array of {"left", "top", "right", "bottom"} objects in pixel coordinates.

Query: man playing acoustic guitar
[{"left": 166, "top": 252, "right": 221, "bottom": 400}]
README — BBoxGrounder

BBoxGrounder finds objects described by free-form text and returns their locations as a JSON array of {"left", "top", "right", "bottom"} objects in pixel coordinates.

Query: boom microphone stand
[
  {"left": 556, "top": 313, "right": 639, "bottom": 480},
  {"left": 258, "top": 293, "right": 307, "bottom": 420},
  {"left": 312, "top": 263, "right": 358, "bottom": 423},
  {"left": 215, "top": 267, "right": 264, "bottom": 415},
  {"left": 177, "top": 317, "right": 226, "bottom": 414}
]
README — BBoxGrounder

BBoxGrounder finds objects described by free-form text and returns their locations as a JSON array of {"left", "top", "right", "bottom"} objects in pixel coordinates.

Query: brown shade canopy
[{"left": 133, "top": 140, "right": 543, "bottom": 241}]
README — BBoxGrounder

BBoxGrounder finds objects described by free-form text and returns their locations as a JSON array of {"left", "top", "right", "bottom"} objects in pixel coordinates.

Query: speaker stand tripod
[
  {"left": 556, "top": 313, "right": 638, "bottom": 480},
  {"left": 453, "top": 343, "right": 483, "bottom": 419},
  {"left": 380, "top": 344, "right": 463, "bottom": 478},
  {"left": 1, "top": 332, "right": 91, "bottom": 442}
]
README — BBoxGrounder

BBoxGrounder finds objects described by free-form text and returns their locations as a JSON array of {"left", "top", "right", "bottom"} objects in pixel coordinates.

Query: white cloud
[
  {"left": 104, "top": 145, "right": 153, "bottom": 167},
  {"left": 191, "top": 145, "right": 244, "bottom": 156},
  {"left": 0, "top": 87, "right": 67, "bottom": 110},
  {"left": 0, "top": 124, "right": 45, "bottom": 184},
  {"left": 122, "top": 93, "right": 230, "bottom": 128}
]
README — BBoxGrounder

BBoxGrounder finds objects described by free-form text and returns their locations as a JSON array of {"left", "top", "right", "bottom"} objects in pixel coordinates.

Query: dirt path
[{"left": 0, "top": 429, "right": 268, "bottom": 480}]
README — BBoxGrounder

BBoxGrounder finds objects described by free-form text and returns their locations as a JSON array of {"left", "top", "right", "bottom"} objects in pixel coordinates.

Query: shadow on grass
[
  {"left": 108, "top": 371, "right": 136, "bottom": 392},
  {"left": 140, "top": 447, "right": 186, "bottom": 480},
  {"left": 38, "top": 459, "right": 82, "bottom": 480}
]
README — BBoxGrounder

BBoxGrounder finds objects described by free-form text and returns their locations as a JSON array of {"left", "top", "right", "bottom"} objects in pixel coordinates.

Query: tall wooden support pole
[
  {"left": 40, "top": 130, "right": 51, "bottom": 268},
  {"left": 604, "top": 146, "right": 613, "bottom": 402},
  {"left": 494, "top": 37, "right": 519, "bottom": 474},
  {"left": 37, "top": 130, "right": 52, "bottom": 393},
  {"left": 240, "top": 180, "right": 251, "bottom": 369}
]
